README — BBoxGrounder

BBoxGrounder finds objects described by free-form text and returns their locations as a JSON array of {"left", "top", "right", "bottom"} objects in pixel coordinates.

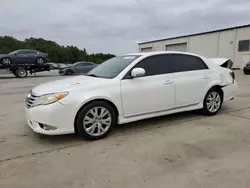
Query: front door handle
[{"left": 164, "top": 80, "right": 173, "bottom": 85}]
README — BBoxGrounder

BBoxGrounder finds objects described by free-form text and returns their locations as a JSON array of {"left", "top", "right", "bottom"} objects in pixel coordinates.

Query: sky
[{"left": 0, "top": 0, "right": 250, "bottom": 55}]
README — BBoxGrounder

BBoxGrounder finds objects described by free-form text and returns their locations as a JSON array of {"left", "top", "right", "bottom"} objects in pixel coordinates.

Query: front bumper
[{"left": 25, "top": 102, "right": 76, "bottom": 135}]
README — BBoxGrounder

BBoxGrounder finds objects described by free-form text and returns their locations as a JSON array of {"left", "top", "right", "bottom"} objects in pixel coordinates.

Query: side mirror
[{"left": 131, "top": 68, "right": 145, "bottom": 78}]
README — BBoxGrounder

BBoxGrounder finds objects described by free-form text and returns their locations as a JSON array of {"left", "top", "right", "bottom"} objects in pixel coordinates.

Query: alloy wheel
[
  {"left": 206, "top": 91, "right": 221, "bottom": 113},
  {"left": 3, "top": 58, "right": 11, "bottom": 65},
  {"left": 37, "top": 58, "right": 44, "bottom": 64},
  {"left": 83, "top": 107, "right": 112, "bottom": 137}
]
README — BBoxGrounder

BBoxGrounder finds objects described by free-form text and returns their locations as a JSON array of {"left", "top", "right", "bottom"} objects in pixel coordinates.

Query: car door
[
  {"left": 26, "top": 50, "right": 38, "bottom": 63},
  {"left": 12, "top": 51, "right": 28, "bottom": 64},
  {"left": 170, "top": 54, "right": 212, "bottom": 107},
  {"left": 75, "top": 63, "right": 94, "bottom": 73},
  {"left": 75, "top": 63, "right": 86, "bottom": 73},
  {"left": 84, "top": 63, "right": 97, "bottom": 72},
  {"left": 121, "top": 54, "right": 175, "bottom": 118}
]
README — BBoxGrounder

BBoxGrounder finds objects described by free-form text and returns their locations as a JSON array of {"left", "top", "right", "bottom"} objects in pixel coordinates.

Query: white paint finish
[
  {"left": 25, "top": 51, "right": 238, "bottom": 136},
  {"left": 121, "top": 73, "right": 174, "bottom": 117},
  {"left": 166, "top": 43, "right": 187, "bottom": 52},
  {"left": 217, "top": 30, "right": 235, "bottom": 60},
  {"left": 189, "top": 32, "right": 219, "bottom": 57},
  {"left": 234, "top": 27, "right": 250, "bottom": 68},
  {"left": 174, "top": 69, "right": 213, "bottom": 107}
]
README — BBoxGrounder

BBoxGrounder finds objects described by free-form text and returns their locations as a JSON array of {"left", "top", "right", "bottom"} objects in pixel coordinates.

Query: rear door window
[{"left": 170, "top": 54, "right": 208, "bottom": 72}]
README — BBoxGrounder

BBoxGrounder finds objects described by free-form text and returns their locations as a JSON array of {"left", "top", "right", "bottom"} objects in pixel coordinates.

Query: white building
[{"left": 138, "top": 24, "right": 250, "bottom": 69}]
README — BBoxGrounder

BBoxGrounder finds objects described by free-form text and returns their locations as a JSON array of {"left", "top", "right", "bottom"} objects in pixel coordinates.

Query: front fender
[{"left": 60, "top": 88, "right": 123, "bottom": 119}]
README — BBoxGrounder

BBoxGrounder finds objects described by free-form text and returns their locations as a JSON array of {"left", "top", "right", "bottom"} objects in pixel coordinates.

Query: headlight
[{"left": 33, "top": 92, "right": 68, "bottom": 107}]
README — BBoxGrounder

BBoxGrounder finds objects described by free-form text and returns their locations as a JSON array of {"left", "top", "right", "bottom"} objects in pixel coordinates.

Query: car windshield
[
  {"left": 9, "top": 50, "right": 19, "bottom": 55},
  {"left": 86, "top": 55, "right": 141, "bottom": 78}
]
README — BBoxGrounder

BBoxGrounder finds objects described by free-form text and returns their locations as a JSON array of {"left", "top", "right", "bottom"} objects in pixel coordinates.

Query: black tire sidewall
[
  {"left": 15, "top": 68, "right": 28, "bottom": 78},
  {"left": 76, "top": 101, "right": 116, "bottom": 140},
  {"left": 203, "top": 89, "right": 222, "bottom": 116},
  {"left": 66, "top": 70, "right": 73, "bottom": 75}
]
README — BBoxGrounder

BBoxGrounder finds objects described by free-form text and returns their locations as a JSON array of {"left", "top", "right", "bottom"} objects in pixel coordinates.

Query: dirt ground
[{"left": 0, "top": 70, "right": 250, "bottom": 188}]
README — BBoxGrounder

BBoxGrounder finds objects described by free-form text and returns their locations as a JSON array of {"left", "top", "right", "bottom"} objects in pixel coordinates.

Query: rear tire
[
  {"left": 202, "top": 88, "right": 222, "bottom": 116},
  {"left": 36, "top": 57, "right": 44, "bottom": 65},
  {"left": 15, "top": 68, "right": 28, "bottom": 78},
  {"left": 75, "top": 101, "right": 116, "bottom": 140}
]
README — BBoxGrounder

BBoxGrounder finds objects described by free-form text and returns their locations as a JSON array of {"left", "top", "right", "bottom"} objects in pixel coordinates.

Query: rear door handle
[
  {"left": 164, "top": 80, "right": 173, "bottom": 85},
  {"left": 203, "top": 75, "right": 210, "bottom": 79}
]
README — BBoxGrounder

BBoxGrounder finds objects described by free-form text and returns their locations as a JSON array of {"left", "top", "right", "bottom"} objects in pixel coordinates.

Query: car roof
[
  {"left": 124, "top": 51, "right": 206, "bottom": 58},
  {"left": 15, "top": 49, "right": 38, "bottom": 52}
]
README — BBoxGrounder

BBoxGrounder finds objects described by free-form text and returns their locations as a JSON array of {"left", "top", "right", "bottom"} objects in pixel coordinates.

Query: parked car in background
[
  {"left": 58, "top": 63, "right": 69, "bottom": 69},
  {"left": 45, "top": 62, "right": 59, "bottom": 69},
  {"left": 59, "top": 61, "right": 97, "bottom": 75},
  {"left": 0, "top": 49, "right": 49, "bottom": 65},
  {"left": 243, "top": 61, "right": 250, "bottom": 75},
  {"left": 25, "top": 51, "right": 237, "bottom": 140}
]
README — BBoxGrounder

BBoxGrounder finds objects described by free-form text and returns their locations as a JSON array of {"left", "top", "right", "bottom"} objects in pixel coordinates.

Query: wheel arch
[
  {"left": 73, "top": 98, "right": 119, "bottom": 134},
  {"left": 205, "top": 85, "right": 224, "bottom": 102},
  {"left": 36, "top": 57, "right": 44, "bottom": 63},
  {"left": 1, "top": 56, "right": 12, "bottom": 62}
]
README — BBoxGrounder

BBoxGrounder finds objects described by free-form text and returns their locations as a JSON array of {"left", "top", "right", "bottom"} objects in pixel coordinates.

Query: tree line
[{"left": 0, "top": 36, "right": 115, "bottom": 64}]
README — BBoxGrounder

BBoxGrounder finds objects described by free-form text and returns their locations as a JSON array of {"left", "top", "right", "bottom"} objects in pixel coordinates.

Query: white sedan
[{"left": 25, "top": 51, "right": 237, "bottom": 140}]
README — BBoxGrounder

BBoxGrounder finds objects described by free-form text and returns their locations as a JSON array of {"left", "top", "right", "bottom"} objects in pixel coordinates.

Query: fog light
[{"left": 39, "top": 123, "right": 57, "bottom": 131}]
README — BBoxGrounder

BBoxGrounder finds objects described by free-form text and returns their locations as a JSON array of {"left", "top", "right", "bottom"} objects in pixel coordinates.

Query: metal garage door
[
  {"left": 166, "top": 43, "right": 187, "bottom": 52},
  {"left": 141, "top": 47, "right": 153, "bottom": 52}
]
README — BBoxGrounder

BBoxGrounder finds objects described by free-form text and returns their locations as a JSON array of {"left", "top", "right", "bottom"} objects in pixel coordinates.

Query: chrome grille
[{"left": 25, "top": 92, "right": 39, "bottom": 108}]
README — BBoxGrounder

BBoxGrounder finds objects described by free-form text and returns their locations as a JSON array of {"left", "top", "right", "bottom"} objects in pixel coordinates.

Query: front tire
[
  {"left": 2, "top": 58, "right": 11, "bottom": 65},
  {"left": 66, "top": 70, "right": 73, "bottom": 75},
  {"left": 75, "top": 101, "right": 116, "bottom": 140},
  {"left": 202, "top": 88, "right": 222, "bottom": 116}
]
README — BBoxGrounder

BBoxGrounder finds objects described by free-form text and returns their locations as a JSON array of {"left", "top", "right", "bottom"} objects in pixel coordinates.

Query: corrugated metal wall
[{"left": 138, "top": 26, "right": 250, "bottom": 68}]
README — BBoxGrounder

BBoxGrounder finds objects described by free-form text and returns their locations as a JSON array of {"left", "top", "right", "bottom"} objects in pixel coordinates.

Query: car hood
[
  {"left": 0, "top": 54, "right": 7, "bottom": 58},
  {"left": 32, "top": 75, "right": 110, "bottom": 96}
]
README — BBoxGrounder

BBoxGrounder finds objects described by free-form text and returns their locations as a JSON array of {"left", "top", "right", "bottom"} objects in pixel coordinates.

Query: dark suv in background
[{"left": 243, "top": 62, "right": 250, "bottom": 75}]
